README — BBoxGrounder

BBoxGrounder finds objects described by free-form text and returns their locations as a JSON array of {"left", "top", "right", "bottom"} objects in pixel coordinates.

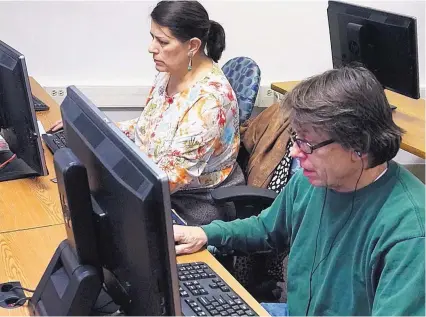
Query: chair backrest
[{"left": 222, "top": 57, "right": 261, "bottom": 124}]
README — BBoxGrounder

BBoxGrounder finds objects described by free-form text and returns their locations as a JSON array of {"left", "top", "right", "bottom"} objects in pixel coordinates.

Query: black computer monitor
[
  {"left": 327, "top": 0, "right": 420, "bottom": 99},
  {"left": 0, "top": 40, "right": 48, "bottom": 182},
  {"left": 30, "top": 86, "right": 181, "bottom": 316}
]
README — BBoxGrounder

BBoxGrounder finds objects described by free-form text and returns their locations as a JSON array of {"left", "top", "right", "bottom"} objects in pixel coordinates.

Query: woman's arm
[
  {"left": 115, "top": 118, "right": 139, "bottom": 142},
  {"left": 157, "top": 95, "right": 233, "bottom": 193}
]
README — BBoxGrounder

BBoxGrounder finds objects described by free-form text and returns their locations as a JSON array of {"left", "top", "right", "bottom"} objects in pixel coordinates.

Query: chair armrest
[{"left": 211, "top": 185, "right": 277, "bottom": 206}]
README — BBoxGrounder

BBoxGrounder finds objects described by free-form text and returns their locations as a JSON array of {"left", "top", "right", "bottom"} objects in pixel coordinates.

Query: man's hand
[
  {"left": 47, "top": 120, "right": 63, "bottom": 133},
  {"left": 174, "top": 225, "right": 208, "bottom": 255}
]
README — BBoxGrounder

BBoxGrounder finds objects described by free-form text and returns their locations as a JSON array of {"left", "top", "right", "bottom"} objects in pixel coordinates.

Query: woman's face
[{"left": 148, "top": 21, "right": 190, "bottom": 74}]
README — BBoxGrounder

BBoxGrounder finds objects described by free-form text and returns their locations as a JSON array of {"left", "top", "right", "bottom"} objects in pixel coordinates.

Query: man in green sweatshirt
[{"left": 173, "top": 66, "right": 425, "bottom": 316}]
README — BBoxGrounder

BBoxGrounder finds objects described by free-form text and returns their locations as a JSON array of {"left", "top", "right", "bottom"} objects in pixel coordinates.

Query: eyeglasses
[{"left": 290, "top": 130, "right": 335, "bottom": 154}]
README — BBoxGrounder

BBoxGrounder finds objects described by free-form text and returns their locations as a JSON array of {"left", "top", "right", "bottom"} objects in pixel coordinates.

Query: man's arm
[
  {"left": 372, "top": 237, "right": 425, "bottom": 316},
  {"left": 201, "top": 189, "right": 290, "bottom": 254}
]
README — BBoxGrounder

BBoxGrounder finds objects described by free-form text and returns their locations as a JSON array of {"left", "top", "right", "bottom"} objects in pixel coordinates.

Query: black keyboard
[
  {"left": 33, "top": 95, "right": 50, "bottom": 111},
  {"left": 178, "top": 262, "right": 257, "bottom": 316},
  {"left": 42, "top": 130, "right": 67, "bottom": 153}
]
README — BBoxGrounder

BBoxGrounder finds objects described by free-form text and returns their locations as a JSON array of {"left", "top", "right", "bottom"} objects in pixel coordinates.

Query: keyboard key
[
  {"left": 239, "top": 304, "right": 249, "bottom": 310},
  {"left": 216, "top": 297, "right": 226, "bottom": 305}
]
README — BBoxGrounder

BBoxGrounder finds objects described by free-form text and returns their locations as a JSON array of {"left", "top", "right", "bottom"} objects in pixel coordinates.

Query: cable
[
  {"left": 0, "top": 295, "right": 32, "bottom": 307},
  {"left": 305, "top": 188, "right": 328, "bottom": 316},
  {"left": 11, "top": 296, "right": 32, "bottom": 307},
  {"left": 305, "top": 158, "right": 364, "bottom": 316},
  {"left": 6, "top": 286, "right": 35, "bottom": 293},
  {"left": 94, "top": 300, "right": 115, "bottom": 313},
  {"left": 0, "top": 153, "right": 16, "bottom": 169}
]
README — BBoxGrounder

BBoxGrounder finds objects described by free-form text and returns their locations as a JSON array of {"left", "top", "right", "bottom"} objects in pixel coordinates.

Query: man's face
[
  {"left": 148, "top": 21, "right": 190, "bottom": 73},
  {"left": 290, "top": 126, "right": 359, "bottom": 191}
]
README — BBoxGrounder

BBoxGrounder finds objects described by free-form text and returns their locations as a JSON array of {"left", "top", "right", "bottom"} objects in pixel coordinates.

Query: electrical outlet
[
  {"left": 44, "top": 87, "right": 67, "bottom": 103},
  {"left": 257, "top": 86, "right": 276, "bottom": 107},
  {"left": 50, "top": 89, "right": 65, "bottom": 97}
]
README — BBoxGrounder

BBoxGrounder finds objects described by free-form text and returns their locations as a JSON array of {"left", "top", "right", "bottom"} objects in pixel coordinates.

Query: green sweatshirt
[{"left": 202, "top": 161, "right": 425, "bottom": 316}]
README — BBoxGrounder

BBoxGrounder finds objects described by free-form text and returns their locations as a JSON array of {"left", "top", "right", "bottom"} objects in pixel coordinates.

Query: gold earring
[{"left": 188, "top": 53, "right": 192, "bottom": 71}]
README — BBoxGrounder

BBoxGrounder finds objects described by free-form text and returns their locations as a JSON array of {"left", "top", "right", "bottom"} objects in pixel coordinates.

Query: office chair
[
  {"left": 209, "top": 99, "right": 296, "bottom": 302},
  {"left": 222, "top": 57, "right": 261, "bottom": 125},
  {"left": 210, "top": 141, "right": 295, "bottom": 303}
]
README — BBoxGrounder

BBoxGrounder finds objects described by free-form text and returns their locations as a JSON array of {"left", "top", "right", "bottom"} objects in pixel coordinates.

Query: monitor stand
[
  {"left": 0, "top": 151, "right": 40, "bottom": 182},
  {"left": 29, "top": 240, "right": 103, "bottom": 316}
]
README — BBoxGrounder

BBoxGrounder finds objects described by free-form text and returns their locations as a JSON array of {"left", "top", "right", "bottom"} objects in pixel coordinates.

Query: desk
[
  {"left": 0, "top": 226, "right": 268, "bottom": 316},
  {"left": 0, "top": 78, "right": 269, "bottom": 316},
  {"left": 271, "top": 81, "right": 426, "bottom": 159},
  {"left": 0, "top": 78, "right": 64, "bottom": 234}
]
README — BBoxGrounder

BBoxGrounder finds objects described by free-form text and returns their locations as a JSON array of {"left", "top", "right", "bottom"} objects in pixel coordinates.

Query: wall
[
  {"left": 1, "top": 0, "right": 425, "bottom": 168},
  {"left": 0, "top": 0, "right": 424, "bottom": 88}
]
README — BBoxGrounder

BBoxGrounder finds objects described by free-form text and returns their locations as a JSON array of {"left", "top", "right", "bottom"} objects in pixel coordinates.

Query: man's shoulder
[{"left": 375, "top": 162, "right": 425, "bottom": 240}]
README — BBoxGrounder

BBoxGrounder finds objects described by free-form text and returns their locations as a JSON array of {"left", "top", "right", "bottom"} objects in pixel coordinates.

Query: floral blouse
[{"left": 116, "top": 64, "right": 240, "bottom": 193}]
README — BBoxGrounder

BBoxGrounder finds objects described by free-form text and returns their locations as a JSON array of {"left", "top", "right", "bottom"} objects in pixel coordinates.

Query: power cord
[
  {"left": 6, "top": 286, "right": 35, "bottom": 293},
  {"left": 10, "top": 296, "right": 32, "bottom": 307},
  {"left": 0, "top": 295, "right": 32, "bottom": 308},
  {"left": 0, "top": 153, "right": 16, "bottom": 169},
  {"left": 305, "top": 158, "right": 364, "bottom": 315}
]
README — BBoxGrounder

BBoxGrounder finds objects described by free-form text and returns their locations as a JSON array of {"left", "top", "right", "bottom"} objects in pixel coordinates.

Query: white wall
[
  {"left": 0, "top": 0, "right": 424, "bottom": 89},
  {"left": 0, "top": 0, "right": 424, "bottom": 168}
]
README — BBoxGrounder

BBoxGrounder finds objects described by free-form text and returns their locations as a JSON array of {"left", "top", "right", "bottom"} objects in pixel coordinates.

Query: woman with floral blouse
[{"left": 50, "top": 1, "right": 242, "bottom": 224}]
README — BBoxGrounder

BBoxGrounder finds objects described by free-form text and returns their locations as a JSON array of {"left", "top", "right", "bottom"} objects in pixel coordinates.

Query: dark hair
[
  {"left": 150, "top": 1, "right": 225, "bottom": 62},
  {"left": 282, "top": 66, "right": 404, "bottom": 168}
]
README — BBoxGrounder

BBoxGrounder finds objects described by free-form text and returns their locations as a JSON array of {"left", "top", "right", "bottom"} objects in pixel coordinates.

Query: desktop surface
[
  {"left": 0, "top": 78, "right": 63, "bottom": 234},
  {"left": 0, "top": 225, "right": 269, "bottom": 316}
]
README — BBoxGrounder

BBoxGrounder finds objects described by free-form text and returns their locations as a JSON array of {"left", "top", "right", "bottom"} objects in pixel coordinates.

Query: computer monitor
[
  {"left": 327, "top": 1, "right": 420, "bottom": 99},
  {"left": 30, "top": 86, "right": 181, "bottom": 316},
  {"left": 0, "top": 40, "right": 47, "bottom": 182}
]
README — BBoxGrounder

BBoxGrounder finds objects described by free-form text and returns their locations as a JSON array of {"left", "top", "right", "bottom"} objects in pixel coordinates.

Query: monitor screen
[
  {"left": 0, "top": 40, "right": 47, "bottom": 181},
  {"left": 58, "top": 86, "right": 181, "bottom": 315},
  {"left": 327, "top": 0, "right": 420, "bottom": 99}
]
